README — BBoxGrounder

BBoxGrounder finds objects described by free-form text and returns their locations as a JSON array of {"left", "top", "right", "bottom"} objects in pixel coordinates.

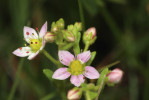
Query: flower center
[
  {"left": 68, "top": 59, "right": 85, "bottom": 75},
  {"left": 29, "top": 39, "right": 42, "bottom": 52}
]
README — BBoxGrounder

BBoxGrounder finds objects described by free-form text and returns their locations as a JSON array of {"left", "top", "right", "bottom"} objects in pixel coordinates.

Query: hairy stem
[
  {"left": 84, "top": 43, "right": 90, "bottom": 52},
  {"left": 95, "top": 76, "right": 106, "bottom": 100},
  {"left": 78, "top": 0, "right": 85, "bottom": 31},
  {"left": 42, "top": 49, "right": 61, "bottom": 67}
]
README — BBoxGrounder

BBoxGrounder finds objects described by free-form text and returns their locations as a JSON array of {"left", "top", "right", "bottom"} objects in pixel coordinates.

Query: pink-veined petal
[
  {"left": 40, "top": 38, "right": 46, "bottom": 50},
  {"left": 52, "top": 68, "right": 71, "bottom": 80},
  {"left": 27, "top": 51, "right": 40, "bottom": 60},
  {"left": 24, "top": 26, "right": 38, "bottom": 43},
  {"left": 39, "top": 21, "right": 47, "bottom": 38},
  {"left": 58, "top": 50, "right": 74, "bottom": 66},
  {"left": 70, "top": 75, "right": 85, "bottom": 87},
  {"left": 13, "top": 47, "right": 32, "bottom": 57},
  {"left": 84, "top": 66, "right": 100, "bottom": 79},
  {"left": 77, "top": 51, "right": 91, "bottom": 63}
]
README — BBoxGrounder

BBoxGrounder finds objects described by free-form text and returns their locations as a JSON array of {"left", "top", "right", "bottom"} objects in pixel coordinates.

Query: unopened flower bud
[
  {"left": 67, "top": 87, "right": 82, "bottom": 100},
  {"left": 63, "top": 30, "right": 75, "bottom": 42},
  {"left": 74, "top": 22, "right": 82, "bottom": 31},
  {"left": 83, "top": 27, "right": 97, "bottom": 45},
  {"left": 51, "top": 22, "right": 59, "bottom": 33},
  {"left": 56, "top": 18, "right": 64, "bottom": 29},
  {"left": 107, "top": 68, "right": 123, "bottom": 84},
  {"left": 44, "top": 32, "right": 55, "bottom": 43},
  {"left": 67, "top": 25, "right": 74, "bottom": 31}
]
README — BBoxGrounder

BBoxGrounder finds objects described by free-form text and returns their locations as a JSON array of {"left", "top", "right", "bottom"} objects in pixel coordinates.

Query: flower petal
[
  {"left": 24, "top": 26, "right": 38, "bottom": 43},
  {"left": 13, "top": 47, "right": 32, "bottom": 57},
  {"left": 52, "top": 68, "right": 71, "bottom": 80},
  {"left": 77, "top": 51, "right": 91, "bottom": 63},
  {"left": 84, "top": 66, "right": 100, "bottom": 79},
  {"left": 27, "top": 51, "right": 40, "bottom": 60},
  {"left": 58, "top": 50, "right": 74, "bottom": 66},
  {"left": 40, "top": 38, "right": 46, "bottom": 50},
  {"left": 39, "top": 21, "right": 47, "bottom": 38},
  {"left": 70, "top": 75, "right": 85, "bottom": 87}
]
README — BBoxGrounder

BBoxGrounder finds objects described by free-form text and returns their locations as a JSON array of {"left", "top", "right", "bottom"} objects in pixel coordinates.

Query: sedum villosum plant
[{"left": 12, "top": 18, "right": 123, "bottom": 100}]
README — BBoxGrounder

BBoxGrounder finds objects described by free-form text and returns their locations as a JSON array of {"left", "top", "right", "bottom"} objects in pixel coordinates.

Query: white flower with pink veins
[
  {"left": 52, "top": 50, "right": 100, "bottom": 87},
  {"left": 13, "top": 22, "right": 47, "bottom": 60}
]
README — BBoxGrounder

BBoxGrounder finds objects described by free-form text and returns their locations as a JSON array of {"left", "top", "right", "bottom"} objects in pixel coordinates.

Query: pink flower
[
  {"left": 107, "top": 68, "right": 123, "bottom": 84},
  {"left": 13, "top": 22, "right": 47, "bottom": 60},
  {"left": 52, "top": 50, "right": 100, "bottom": 87}
]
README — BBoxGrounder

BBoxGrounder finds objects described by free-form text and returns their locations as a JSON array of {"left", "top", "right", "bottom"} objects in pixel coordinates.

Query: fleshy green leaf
[
  {"left": 43, "top": 69, "right": 54, "bottom": 82},
  {"left": 88, "top": 91, "right": 98, "bottom": 100},
  {"left": 86, "top": 51, "right": 96, "bottom": 66},
  {"left": 97, "top": 68, "right": 109, "bottom": 85}
]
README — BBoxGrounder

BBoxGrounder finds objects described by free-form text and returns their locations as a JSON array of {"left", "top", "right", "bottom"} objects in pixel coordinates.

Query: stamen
[
  {"left": 83, "top": 76, "right": 85, "bottom": 79},
  {"left": 26, "top": 32, "right": 29, "bottom": 35},
  {"left": 32, "top": 33, "right": 34, "bottom": 35},
  {"left": 19, "top": 47, "right": 22, "bottom": 50},
  {"left": 31, "top": 42, "right": 33, "bottom": 44},
  {"left": 26, "top": 51, "right": 29, "bottom": 53},
  {"left": 35, "top": 42, "right": 37, "bottom": 44},
  {"left": 36, "top": 27, "right": 39, "bottom": 31}
]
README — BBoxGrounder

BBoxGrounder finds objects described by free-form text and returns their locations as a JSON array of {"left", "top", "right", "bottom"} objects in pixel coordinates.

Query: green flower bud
[
  {"left": 63, "top": 30, "right": 75, "bottom": 42},
  {"left": 67, "top": 24, "right": 74, "bottom": 31},
  {"left": 56, "top": 18, "right": 64, "bottom": 29},
  {"left": 51, "top": 22, "right": 59, "bottom": 33},
  {"left": 74, "top": 22, "right": 82, "bottom": 31},
  {"left": 83, "top": 27, "right": 97, "bottom": 45},
  {"left": 44, "top": 31, "right": 55, "bottom": 43}
]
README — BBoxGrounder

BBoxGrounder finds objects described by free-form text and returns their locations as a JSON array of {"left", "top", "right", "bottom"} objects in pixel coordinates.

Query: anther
[
  {"left": 26, "top": 32, "right": 29, "bottom": 35},
  {"left": 32, "top": 33, "right": 34, "bottom": 35},
  {"left": 19, "top": 47, "right": 22, "bottom": 50},
  {"left": 83, "top": 76, "right": 85, "bottom": 79},
  {"left": 31, "top": 42, "right": 33, "bottom": 44},
  {"left": 35, "top": 42, "right": 37, "bottom": 44},
  {"left": 36, "top": 27, "right": 38, "bottom": 31},
  {"left": 26, "top": 51, "right": 29, "bottom": 53}
]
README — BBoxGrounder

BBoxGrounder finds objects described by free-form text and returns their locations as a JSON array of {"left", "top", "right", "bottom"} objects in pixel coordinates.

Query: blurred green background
[{"left": 0, "top": 0, "right": 149, "bottom": 100}]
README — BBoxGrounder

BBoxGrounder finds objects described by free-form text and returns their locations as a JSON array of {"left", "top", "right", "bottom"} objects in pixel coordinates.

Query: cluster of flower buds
[
  {"left": 67, "top": 87, "right": 82, "bottom": 100},
  {"left": 44, "top": 19, "right": 82, "bottom": 43},
  {"left": 106, "top": 68, "right": 123, "bottom": 85},
  {"left": 51, "top": 18, "right": 64, "bottom": 33},
  {"left": 83, "top": 27, "right": 97, "bottom": 45},
  {"left": 63, "top": 22, "right": 82, "bottom": 42},
  {"left": 44, "top": 18, "right": 64, "bottom": 43}
]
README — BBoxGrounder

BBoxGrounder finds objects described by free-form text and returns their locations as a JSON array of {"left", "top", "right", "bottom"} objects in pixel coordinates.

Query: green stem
[
  {"left": 40, "top": 93, "right": 55, "bottom": 100},
  {"left": 95, "top": 76, "right": 106, "bottom": 100},
  {"left": 84, "top": 43, "right": 90, "bottom": 52},
  {"left": 85, "top": 91, "right": 91, "bottom": 100},
  {"left": 99, "top": 60, "right": 120, "bottom": 72},
  {"left": 8, "top": 58, "right": 25, "bottom": 100},
  {"left": 62, "top": 42, "right": 74, "bottom": 50},
  {"left": 78, "top": 0, "right": 85, "bottom": 31},
  {"left": 42, "top": 49, "right": 61, "bottom": 68}
]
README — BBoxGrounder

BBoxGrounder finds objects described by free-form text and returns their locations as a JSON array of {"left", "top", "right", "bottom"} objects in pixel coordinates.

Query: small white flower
[{"left": 13, "top": 22, "right": 47, "bottom": 60}]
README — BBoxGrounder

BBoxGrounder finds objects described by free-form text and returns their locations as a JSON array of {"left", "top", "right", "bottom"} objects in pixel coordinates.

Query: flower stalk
[{"left": 42, "top": 49, "right": 61, "bottom": 67}]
